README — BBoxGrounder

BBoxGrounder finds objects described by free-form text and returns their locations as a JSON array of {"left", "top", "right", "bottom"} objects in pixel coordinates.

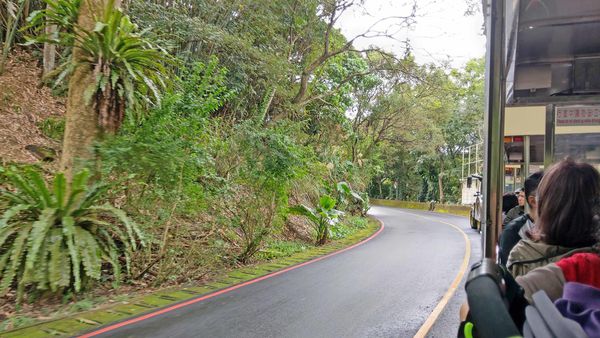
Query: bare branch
[
  {"left": 291, "top": 0, "right": 417, "bottom": 105},
  {"left": 299, "top": 69, "right": 374, "bottom": 106}
]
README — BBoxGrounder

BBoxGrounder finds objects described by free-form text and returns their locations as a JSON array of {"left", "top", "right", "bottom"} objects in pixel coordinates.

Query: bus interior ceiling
[{"left": 508, "top": 0, "right": 600, "bottom": 105}]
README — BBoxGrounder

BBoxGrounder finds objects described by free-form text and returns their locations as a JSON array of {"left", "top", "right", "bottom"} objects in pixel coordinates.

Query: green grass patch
[
  {"left": 37, "top": 116, "right": 65, "bottom": 141},
  {"left": 0, "top": 316, "right": 37, "bottom": 333},
  {"left": 330, "top": 215, "right": 368, "bottom": 240},
  {"left": 256, "top": 240, "right": 309, "bottom": 260}
]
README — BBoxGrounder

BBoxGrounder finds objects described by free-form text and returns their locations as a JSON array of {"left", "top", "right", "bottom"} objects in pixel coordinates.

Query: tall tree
[
  {"left": 290, "top": 0, "right": 415, "bottom": 109},
  {"left": 58, "top": 0, "right": 166, "bottom": 179},
  {"left": 60, "top": 0, "right": 113, "bottom": 179}
]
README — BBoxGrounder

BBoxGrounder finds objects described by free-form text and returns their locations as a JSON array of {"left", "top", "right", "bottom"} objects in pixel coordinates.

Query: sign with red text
[{"left": 556, "top": 106, "right": 600, "bottom": 126}]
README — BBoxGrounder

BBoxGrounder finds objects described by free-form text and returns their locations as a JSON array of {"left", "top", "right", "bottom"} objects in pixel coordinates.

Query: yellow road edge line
[{"left": 407, "top": 212, "right": 472, "bottom": 338}]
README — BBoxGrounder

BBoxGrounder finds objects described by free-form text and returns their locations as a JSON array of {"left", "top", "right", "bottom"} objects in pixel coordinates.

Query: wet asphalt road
[{"left": 90, "top": 206, "right": 480, "bottom": 338}]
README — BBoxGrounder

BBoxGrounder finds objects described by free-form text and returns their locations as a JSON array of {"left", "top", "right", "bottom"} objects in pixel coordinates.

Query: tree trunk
[
  {"left": 317, "top": 227, "right": 328, "bottom": 246},
  {"left": 438, "top": 159, "right": 445, "bottom": 204},
  {"left": 437, "top": 174, "right": 444, "bottom": 204},
  {"left": 42, "top": 23, "right": 57, "bottom": 77},
  {"left": 292, "top": 71, "right": 310, "bottom": 104},
  {"left": 258, "top": 87, "right": 276, "bottom": 124},
  {"left": 60, "top": 0, "right": 108, "bottom": 180}
]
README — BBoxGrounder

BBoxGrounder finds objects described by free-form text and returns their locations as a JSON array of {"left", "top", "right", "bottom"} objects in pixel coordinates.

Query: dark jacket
[
  {"left": 503, "top": 205, "right": 524, "bottom": 227},
  {"left": 499, "top": 214, "right": 530, "bottom": 266}
]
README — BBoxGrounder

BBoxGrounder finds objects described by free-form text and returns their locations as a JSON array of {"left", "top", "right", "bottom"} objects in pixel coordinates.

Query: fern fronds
[{"left": 0, "top": 166, "right": 144, "bottom": 302}]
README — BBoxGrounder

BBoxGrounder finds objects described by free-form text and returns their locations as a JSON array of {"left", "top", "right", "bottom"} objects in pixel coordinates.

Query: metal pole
[
  {"left": 482, "top": 0, "right": 506, "bottom": 260},
  {"left": 468, "top": 147, "right": 472, "bottom": 177},
  {"left": 524, "top": 135, "right": 530, "bottom": 178},
  {"left": 524, "top": 136, "right": 531, "bottom": 214},
  {"left": 475, "top": 144, "right": 479, "bottom": 173},
  {"left": 462, "top": 150, "right": 465, "bottom": 180},
  {"left": 544, "top": 104, "right": 555, "bottom": 168},
  {"left": 523, "top": 135, "right": 530, "bottom": 205}
]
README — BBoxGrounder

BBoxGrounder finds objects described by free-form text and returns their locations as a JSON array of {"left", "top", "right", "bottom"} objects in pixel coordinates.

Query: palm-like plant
[
  {"left": 289, "top": 195, "right": 343, "bottom": 245},
  {"left": 78, "top": 1, "right": 168, "bottom": 132},
  {"left": 25, "top": 0, "right": 169, "bottom": 132},
  {"left": 26, "top": 0, "right": 81, "bottom": 41},
  {"left": 336, "top": 181, "right": 370, "bottom": 216},
  {"left": 0, "top": 167, "right": 144, "bottom": 302},
  {"left": 336, "top": 181, "right": 364, "bottom": 205}
]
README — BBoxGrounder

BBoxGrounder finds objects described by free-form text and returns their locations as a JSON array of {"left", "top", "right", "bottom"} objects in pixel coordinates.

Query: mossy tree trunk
[
  {"left": 60, "top": 0, "right": 120, "bottom": 180},
  {"left": 60, "top": 0, "right": 102, "bottom": 180}
]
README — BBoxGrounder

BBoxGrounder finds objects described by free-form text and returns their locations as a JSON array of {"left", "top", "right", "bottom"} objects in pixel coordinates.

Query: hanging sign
[{"left": 556, "top": 106, "right": 600, "bottom": 126}]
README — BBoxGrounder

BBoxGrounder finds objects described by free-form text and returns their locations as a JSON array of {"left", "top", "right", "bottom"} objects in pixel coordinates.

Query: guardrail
[{"left": 370, "top": 199, "right": 470, "bottom": 217}]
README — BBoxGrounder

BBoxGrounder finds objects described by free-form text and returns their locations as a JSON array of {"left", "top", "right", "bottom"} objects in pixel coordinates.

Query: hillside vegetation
[{"left": 0, "top": 0, "right": 482, "bottom": 324}]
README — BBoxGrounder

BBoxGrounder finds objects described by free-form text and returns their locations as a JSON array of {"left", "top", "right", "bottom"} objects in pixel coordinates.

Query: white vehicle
[{"left": 466, "top": 174, "right": 483, "bottom": 230}]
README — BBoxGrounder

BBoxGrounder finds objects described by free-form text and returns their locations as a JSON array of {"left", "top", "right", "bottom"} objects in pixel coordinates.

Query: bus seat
[{"left": 522, "top": 291, "right": 587, "bottom": 338}]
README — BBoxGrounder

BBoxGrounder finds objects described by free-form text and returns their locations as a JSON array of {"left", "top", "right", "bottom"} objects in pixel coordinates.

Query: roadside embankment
[
  {"left": 371, "top": 199, "right": 470, "bottom": 217},
  {"left": 2, "top": 219, "right": 381, "bottom": 338}
]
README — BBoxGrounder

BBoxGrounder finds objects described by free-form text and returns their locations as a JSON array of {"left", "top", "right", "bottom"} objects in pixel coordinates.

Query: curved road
[{"left": 85, "top": 206, "right": 481, "bottom": 338}]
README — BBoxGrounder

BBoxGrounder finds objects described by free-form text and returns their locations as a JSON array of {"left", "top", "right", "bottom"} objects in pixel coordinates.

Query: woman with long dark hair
[{"left": 507, "top": 158, "right": 600, "bottom": 277}]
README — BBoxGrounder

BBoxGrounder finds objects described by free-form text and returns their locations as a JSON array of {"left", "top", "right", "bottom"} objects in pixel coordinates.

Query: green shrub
[
  {"left": 335, "top": 181, "right": 369, "bottom": 216},
  {"left": 328, "top": 215, "right": 367, "bottom": 240},
  {"left": 257, "top": 240, "right": 308, "bottom": 260},
  {"left": 0, "top": 167, "right": 144, "bottom": 302},
  {"left": 227, "top": 192, "right": 273, "bottom": 264},
  {"left": 38, "top": 117, "right": 66, "bottom": 141},
  {"left": 97, "top": 57, "right": 235, "bottom": 210},
  {"left": 289, "top": 195, "right": 343, "bottom": 245}
]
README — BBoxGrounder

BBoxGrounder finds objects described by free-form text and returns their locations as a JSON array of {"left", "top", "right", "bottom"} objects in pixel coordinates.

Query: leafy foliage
[
  {"left": 97, "top": 57, "right": 240, "bottom": 226},
  {"left": 26, "top": 0, "right": 170, "bottom": 132},
  {"left": 335, "top": 181, "right": 368, "bottom": 214},
  {"left": 0, "top": 0, "right": 29, "bottom": 73},
  {"left": 0, "top": 167, "right": 144, "bottom": 302},
  {"left": 365, "top": 58, "right": 485, "bottom": 203},
  {"left": 289, "top": 195, "right": 344, "bottom": 245},
  {"left": 0, "top": 0, "right": 484, "bottom": 308},
  {"left": 80, "top": 2, "right": 169, "bottom": 131},
  {"left": 329, "top": 215, "right": 368, "bottom": 240},
  {"left": 25, "top": 0, "right": 82, "bottom": 44},
  {"left": 38, "top": 116, "right": 65, "bottom": 141},
  {"left": 257, "top": 240, "right": 308, "bottom": 260}
]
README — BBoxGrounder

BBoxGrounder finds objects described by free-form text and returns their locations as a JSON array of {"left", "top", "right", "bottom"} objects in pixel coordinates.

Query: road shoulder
[{"left": 3, "top": 219, "right": 382, "bottom": 338}]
